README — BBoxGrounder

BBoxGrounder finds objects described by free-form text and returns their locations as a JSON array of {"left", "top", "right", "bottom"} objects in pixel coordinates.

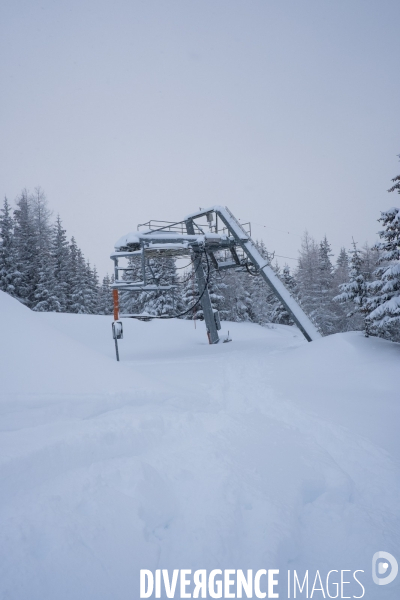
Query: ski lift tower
[{"left": 110, "top": 205, "right": 321, "bottom": 354}]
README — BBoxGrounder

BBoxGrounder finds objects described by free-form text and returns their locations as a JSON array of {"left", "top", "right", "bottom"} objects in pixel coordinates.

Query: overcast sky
[{"left": 1, "top": 1, "right": 400, "bottom": 277}]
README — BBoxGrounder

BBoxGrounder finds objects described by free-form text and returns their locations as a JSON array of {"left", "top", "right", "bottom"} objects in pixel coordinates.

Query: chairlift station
[{"left": 110, "top": 206, "right": 321, "bottom": 357}]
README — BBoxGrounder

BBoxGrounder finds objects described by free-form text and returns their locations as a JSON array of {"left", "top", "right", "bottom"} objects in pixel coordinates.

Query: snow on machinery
[{"left": 110, "top": 205, "right": 321, "bottom": 358}]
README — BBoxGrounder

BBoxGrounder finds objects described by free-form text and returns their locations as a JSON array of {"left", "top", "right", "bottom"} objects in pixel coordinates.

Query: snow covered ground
[{"left": 0, "top": 290, "right": 399, "bottom": 599}]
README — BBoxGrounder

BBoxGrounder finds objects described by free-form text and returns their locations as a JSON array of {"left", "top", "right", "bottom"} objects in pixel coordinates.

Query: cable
[
  {"left": 175, "top": 258, "right": 196, "bottom": 270},
  {"left": 251, "top": 222, "right": 303, "bottom": 239},
  {"left": 274, "top": 254, "right": 297, "bottom": 261},
  {"left": 151, "top": 248, "right": 211, "bottom": 319},
  {"left": 125, "top": 248, "right": 212, "bottom": 320},
  {"left": 245, "top": 263, "right": 259, "bottom": 276},
  {"left": 122, "top": 246, "right": 296, "bottom": 321},
  {"left": 178, "top": 260, "right": 202, "bottom": 285}
]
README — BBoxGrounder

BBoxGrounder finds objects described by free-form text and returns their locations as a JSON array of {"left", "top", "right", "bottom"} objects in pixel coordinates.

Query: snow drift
[{"left": 0, "top": 291, "right": 399, "bottom": 599}]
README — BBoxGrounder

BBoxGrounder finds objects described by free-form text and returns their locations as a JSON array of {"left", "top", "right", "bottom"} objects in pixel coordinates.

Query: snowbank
[
  {"left": 0, "top": 292, "right": 399, "bottom": 599},
  {"left": 0, "top": 290, "right": 149, "bottom": 397}
]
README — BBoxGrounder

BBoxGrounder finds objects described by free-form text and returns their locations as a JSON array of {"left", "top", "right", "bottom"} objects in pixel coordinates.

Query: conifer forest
[{"left": 1, "top": 165, "right": 399, "bottom": 343}]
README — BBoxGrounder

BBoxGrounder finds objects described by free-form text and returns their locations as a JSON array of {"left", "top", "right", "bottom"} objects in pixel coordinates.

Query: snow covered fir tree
[
  {"left": 1, "top": 168, "right": 399, "bottom": 343},
  {"left": 364, "top": 207, "right": 400, "bottom": 341},
  {"left": 0, "top": 188, "right": 112, "bottom": 315}
]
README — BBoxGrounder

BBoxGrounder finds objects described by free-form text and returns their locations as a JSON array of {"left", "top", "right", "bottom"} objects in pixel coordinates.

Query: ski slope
[{"left": 0, "top": 290, "right": 399, "bottom": 599}]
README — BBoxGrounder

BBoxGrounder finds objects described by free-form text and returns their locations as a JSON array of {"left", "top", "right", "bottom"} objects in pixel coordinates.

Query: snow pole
[
  {"left": 112, "top": 290, "right": 121, "bottom": 361},
  {"left": 113, "top": 289, "right": 119, "bottom": 321}
]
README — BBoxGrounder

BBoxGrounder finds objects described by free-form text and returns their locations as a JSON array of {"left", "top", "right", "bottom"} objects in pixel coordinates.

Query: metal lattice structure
[{"left": 110, "top": 206, "right": 321, "bottom": 349}]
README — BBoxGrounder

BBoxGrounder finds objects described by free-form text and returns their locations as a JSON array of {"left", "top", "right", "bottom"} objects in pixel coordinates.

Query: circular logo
[{"left": 372, "top": 552, "right": 398, "bottom": 586}]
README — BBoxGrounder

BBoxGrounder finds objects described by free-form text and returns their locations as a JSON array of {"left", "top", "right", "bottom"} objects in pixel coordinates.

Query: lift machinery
[{"left": 110, "top": 205, "right": 321, "bottom": 357}]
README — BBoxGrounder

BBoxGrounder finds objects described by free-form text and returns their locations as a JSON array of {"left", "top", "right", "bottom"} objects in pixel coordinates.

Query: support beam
[
  {"left": 141, "top": 245, "right": 146, "bottom": 285},
  {"left": 185, "top": 219, "right": 219, "bottom": 344},
  {"left": 186, "top": 206, "right": 322, "bottom": 342}
]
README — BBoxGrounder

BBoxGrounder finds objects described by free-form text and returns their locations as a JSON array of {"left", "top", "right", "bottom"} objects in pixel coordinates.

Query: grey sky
[{"left": 1, "top": 1, "right": 399, "bottom": 277}]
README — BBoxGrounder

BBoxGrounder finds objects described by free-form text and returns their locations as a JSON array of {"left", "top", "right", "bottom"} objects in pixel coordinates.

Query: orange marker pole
[{"left": 113, "top": 289, "right": 119, "bottom": 321}]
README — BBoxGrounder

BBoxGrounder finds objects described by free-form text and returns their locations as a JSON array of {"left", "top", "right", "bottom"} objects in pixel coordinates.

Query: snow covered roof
[
  {"left": 114, "top": 231, "right": 229, "bottom": 251},
  {"left": 114, "top": 232, "right": 141, "bottom": 249}
]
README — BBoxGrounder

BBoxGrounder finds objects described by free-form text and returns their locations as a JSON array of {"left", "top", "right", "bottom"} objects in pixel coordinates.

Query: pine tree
[
  {"left": 13, "top": 189, "right": 36, "bottom": 305},
  {"left": 206, "top": 260, "right": 229, "bottom": 319},
  {"left": 262, "top": 261, "right": 283, "bottom": 324},
  {"left": 136, "top": 256, "right": 161, "bottom": 316},
  {"left": 51, "top": 216, "right": 70, "bottom": 311},
  {"left": 295, "top": 232, "right": 320, "bottom": 327},
  {"left": 313, "top": 236, "right": 337, "bottom": 335},
  {"left": 331, "top": 248, "right": 350, "bottom": 331},
  {"left": 334, "top": 248, "right": 349, "bottom": 287},
  {"left": 68, "top": 239, "right": 89, "bottom": 313},
  {"left": 239, "top": 241, "right": 277, "bottom": 325},
  {"left": 92, "top": 266, "right": 100, "bottom": 312},
  {"left": 334, "top": 240, "right": 369, "bottom": 333},
  {"left": 119, "top": 253, "right": 179, "bottom": 317},
  {"left": 2, "top": 188, "right": 101, "bottom": 314},
  {"left": 282, "top": 263, "right": 297, "bottom": 295},
  {"left": 30, "top": 187, "right": 54, "bottom": 311},
  {"left": 144, "top": 255, "right": 182, "bottom": 316},
  {"left": 31, "top": 187, "right": 52, "bottom": 254},
  {"left": 388, "top": 155, "right": 400, "bottom": 195},
  {"left": 365, "top": 207, "right": 400, "bottom": 340},
  {"left": 98, "top": 274, "right": 114, "bottom": 315},
  {"left": 0, "top": 197, "right": 18, "bottom": 295},
  {"left": 119, "top": 255, "right": 143, "bottom": 315},
  {"left": 180, "top": 253, "right": 227, "bottom": 320},
  {"left": 270, "top": 264, "right": 297, "bottom": 325},
  {"left": 180, "top": 262, "right": 199, "bottom": 319},
  {"left": 32, "top": 254, "right": 60, "bottom": 312},
  {"left": 85, "top": 261, "right": 100, "bottom": 314},
  {"left": 222, "top": 267, "right": 252, "bottom": 322},
  {"left": 361, "top": 242, "right": 380, "bottom": 281}
]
